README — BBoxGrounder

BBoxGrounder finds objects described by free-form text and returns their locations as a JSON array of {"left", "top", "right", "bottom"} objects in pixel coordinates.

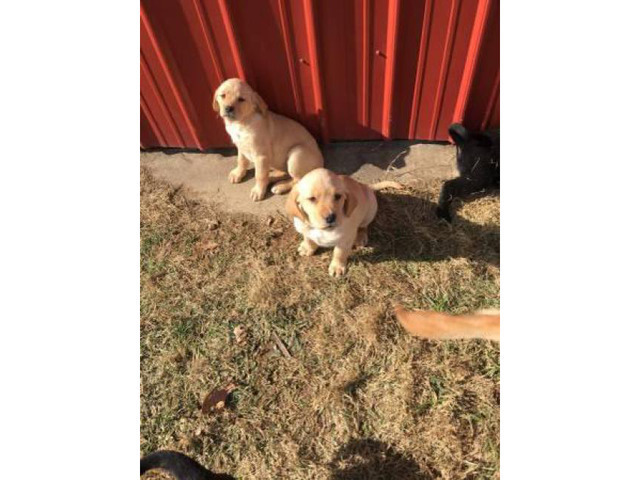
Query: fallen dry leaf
[
  {"left": 233, "top": 326, "right": 247, "bottom": 346},
  {"left": 201, "top": 384, "right": 237, "bottom": 415},
  {"left": 201, "top": 241, "right": 219, "bottom": 252}
]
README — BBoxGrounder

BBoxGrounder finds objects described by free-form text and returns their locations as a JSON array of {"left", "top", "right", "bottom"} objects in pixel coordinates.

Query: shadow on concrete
[
  {"left": 322, "top": 141, "right": 421, "bottom": 175},
  {"left": 329, "top": 438, "right": 437, "bottom": 480},
  {"left": 140, "top": 140, "right": 457, "bottom": 217},
  {"left": 142, "top": 140, "right": 442, "bottom": 179},
  {"left": 356, "top": 191, "right": 500, "bottom": 267},
  {"left": 142, "top": 146, "right": 237, "bottom": 157}
]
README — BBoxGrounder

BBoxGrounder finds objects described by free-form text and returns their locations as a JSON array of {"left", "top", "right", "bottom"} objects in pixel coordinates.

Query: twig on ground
[{"left": 271, "top": 332, "right": 292, "bottom": 359}]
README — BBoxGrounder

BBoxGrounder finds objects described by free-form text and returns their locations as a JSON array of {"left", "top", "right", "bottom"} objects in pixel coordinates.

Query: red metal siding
[{"left": 140, "top": 0, "right": 499, "bottom": 149}]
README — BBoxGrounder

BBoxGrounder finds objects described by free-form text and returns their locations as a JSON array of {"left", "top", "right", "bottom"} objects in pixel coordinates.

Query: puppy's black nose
[
  {"left": 224, "top": 106, "right": 234, "bottom": 114},
  {"left": 325, "top": 213, "right": 336, "bottom": 225}
]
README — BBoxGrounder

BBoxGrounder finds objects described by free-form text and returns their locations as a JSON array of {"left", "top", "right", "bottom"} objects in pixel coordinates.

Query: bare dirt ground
[{"left": 140, "top": 145, "right": 500, "bottom": 479}]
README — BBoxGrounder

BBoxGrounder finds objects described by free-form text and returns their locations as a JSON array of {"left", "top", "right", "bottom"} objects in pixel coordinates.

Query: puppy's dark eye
[
  {"left": 334, "top": 194, "right": 342, "bottom": 201},
  {"left": 308, "top": 197, "right": 316, "bottom": 202},
  {"left": 238, "top": 97, "right": 245, "bottom": 102},
  {"left": 220, "top": 94, "right": 226, "bottom": 99}
]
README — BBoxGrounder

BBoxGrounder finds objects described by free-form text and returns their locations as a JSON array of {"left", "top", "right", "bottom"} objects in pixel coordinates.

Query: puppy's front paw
[
  {"left": 329, "top": 260, "right": 347, "bottom": 277},
  {"left": 250, "top": 184, "right": 267, "bottom": 201},
  {"left": 298, "top": 241, "right": 316, "bottom": 257},
  {"left": 229, "top": 168, "right": 246, "bottom": 184},
  {"left": 436, "top": 206, "right": 452, "bottom": 223}
]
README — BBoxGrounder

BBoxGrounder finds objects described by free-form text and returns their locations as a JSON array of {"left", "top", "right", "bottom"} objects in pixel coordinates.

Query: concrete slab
[{"left": 141, "top": 141, "right": 457, "bottom": 216}]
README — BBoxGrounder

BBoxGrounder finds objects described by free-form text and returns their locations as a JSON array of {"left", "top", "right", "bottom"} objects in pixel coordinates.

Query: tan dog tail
[
  {"left": 394, "top": 305, "right": 500, "bottom": 341},
  {"left": 369, "top": 180, "right": 403, "bottom": 191}
]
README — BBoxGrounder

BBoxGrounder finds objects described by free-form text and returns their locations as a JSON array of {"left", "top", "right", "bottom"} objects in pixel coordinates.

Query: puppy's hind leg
[
  {"left": 274, "top": 145, "right": 323, "bottom": 195},
  {"left": 269, "top": 169, "right": 290, "bottom": 182},
  {"left": 271, "top": 178, "right": 295, "bottom": 195},
  {"left": 288, "top": 145, "right": 323, "bottom": 181},
  {"left": 270, "top": 169, "right": 293, "bottom": 195},
  {"left": 354, "top": 227, "right": 368, "bottom": 248}
]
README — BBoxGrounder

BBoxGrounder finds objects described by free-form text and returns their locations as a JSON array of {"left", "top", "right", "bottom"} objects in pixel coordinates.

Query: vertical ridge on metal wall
[
  {"left": 361, "top": 0, "right": 371, "bottom": 127},
  {"left": 459, "top": 0, "right": 499, "bottom": 131},
  {"left": 428, "top": 0, "right": 461, "bottom": 138},
  {"left": 141, "top": 5, "right": 203, "bottom": 149},
  {"left": 217, "top": 0, "right": 246, "bottom": 80},
  {"left": 140, "top": 53, "right": 185, "bottom": 145},
  {"left": 481, "top": 71, "right": 499, "bottom": 130},
  {"left": 192, "top": 0, "right": 225, "bottom": 84},
  {"left": 277, "top": 0, "right": 303, "bottom": 113},
  {"left": 140, "top": 94, "right": 167, "bottom": 146},
  {"left": 452, "top": 0, "right": 491, "bottom": 124},
  {"left": 408, "top": 0, "right": 434, "bottom": 139},
  {"left": 381, "top": 0, "right": 400, "bottom": 139},
  {"left": 302, "top": 0, "right": 329, "bottom": 143}
]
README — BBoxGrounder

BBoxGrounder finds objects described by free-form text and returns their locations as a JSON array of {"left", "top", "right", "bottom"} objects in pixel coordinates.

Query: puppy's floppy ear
[
  {"left": 341, "top": 176, "right": 359, "bottom": 218},
  {"left": 285, "top": 183, "right": 306, "bottom": 221},
  {"left": 252, "top": 90, "right": 268, "bottom": 115},
  {"left": 212, "top": 84, "right": 222, "bottom": 112},
  {"left": 448, "top": 123, "right": 469, "bottom": 146}
]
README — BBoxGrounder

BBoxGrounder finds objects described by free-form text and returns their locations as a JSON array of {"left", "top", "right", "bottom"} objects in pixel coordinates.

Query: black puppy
[
  {"left": 140, "top": 450, "right": 235, "bottom": 480},
  {"left": 436, "top": 123, "right": 500, "bottom": 222}
]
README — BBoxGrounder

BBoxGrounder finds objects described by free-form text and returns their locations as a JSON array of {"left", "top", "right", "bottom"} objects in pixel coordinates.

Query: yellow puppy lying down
[{"left": 286, "top": 168, "right": 400, "bottom": 277}]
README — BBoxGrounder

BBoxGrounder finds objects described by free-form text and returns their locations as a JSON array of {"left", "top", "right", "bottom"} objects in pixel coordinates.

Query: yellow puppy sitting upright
[
  {"left": 286, "top": 168, "right": 400, "bottom": 277},
  {"left": 213, "top": 78, "right": 324, "bottom": 201}
]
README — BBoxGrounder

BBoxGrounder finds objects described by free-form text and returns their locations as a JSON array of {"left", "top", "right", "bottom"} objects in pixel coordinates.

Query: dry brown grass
[{"left": 141, "top": 167, "right": 500, "bottom": 479}]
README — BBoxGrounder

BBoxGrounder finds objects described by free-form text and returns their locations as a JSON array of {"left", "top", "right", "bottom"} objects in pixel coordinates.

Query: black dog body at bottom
[
  {"left": 140, "top": 450, "right": 235, "bottom": 480},
  {"left": 437, "top": 123, "right": 500, "bottom": 222}
]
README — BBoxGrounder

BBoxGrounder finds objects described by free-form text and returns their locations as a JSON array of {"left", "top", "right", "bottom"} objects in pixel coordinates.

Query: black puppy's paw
[{"left": 436, "top": 206, "right": 452, "bottom": 223}]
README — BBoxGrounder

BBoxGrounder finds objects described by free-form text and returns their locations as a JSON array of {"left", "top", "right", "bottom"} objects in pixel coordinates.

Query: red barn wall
[{"left": 140, "top": 0, "right": 499, "bottom": 149}]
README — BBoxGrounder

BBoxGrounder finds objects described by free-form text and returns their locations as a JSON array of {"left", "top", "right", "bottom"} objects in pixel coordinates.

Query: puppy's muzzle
[{"left": 223, "top": 105, "right": 235, "bottom": 118}]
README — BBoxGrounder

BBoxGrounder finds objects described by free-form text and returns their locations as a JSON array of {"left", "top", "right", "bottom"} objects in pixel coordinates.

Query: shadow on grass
[
  {"left": 357, "top": 191, "right": 500, "bottom": 267},
  {"left": 329, "top": 438, "right": 437, "bottom": 480}
]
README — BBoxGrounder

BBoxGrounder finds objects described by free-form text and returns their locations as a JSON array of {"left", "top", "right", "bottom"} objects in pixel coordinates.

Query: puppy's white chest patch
[
  {"left": 309, "top": 228, "right": 342, "bottom": 247},
  {"left": 294, "top": 217, "right": 341, "bottom": 248},
  {"left": 225, "top": 122, "right": 247, "bottom": 147},
  {"left": 225, "top": 115, "right": 262, "bottom": 160},
  {"left": 293, "top": 217, "right": 307, "bottom": 235}
]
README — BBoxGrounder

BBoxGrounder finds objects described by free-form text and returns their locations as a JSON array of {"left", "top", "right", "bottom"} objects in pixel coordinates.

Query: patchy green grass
[{"left": 140, "top": 167, "right": 500, "bottom": 479}]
